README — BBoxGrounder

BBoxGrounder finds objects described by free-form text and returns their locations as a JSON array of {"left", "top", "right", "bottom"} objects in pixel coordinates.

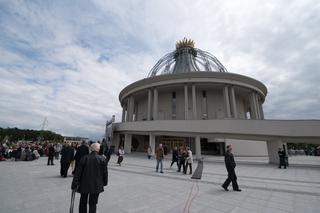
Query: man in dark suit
[
  {"left": 71, "top": 142, "right": 108, "bottom": 213},
  {"left": 47, "top": 144, "right": 55, "bottom": 165},
  {"left": 278, "top": 147, "right": 287, "bottom": 169},
  {"left": 104, "top": 145, "right": 113, "bottom": 165},
  {"left": 222, "top": 145, "right": 241, "bottom": 192},
  {"left": 170, "top": 146, "right": 179, "bottom": 168},
  {"left": 60, "top": 143, "right": 74, "bottom": 177},
  {"left": 73, "top": 141, "right": 89, "bottom": 174}
]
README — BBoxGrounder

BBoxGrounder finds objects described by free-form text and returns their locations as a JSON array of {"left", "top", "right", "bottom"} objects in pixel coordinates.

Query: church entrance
[
  {"left": 201, "top": 138, "right": 225, "bottom": 155},
  {"left": 156, "top": 136, "right": 194, "bottom": 154}
]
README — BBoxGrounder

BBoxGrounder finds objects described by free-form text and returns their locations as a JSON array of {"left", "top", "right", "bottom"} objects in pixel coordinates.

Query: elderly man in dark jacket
[
  {"left": 71, "top": 142, "right": 108, "bottom": 213},
  {"left": 47, "top": 144, "right": 55, "bottom": 165},
  {"left": 222, "top": 145, "right": 241, "bottom": 192},
  {"left": 60, "top": 143, "right": 74, "bottom": 177},
  {"left": 73, "top": 141, "right": 89, "bottom": 174}
]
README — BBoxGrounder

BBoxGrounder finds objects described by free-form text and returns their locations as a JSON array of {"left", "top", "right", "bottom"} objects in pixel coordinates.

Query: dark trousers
[
  {"left": 222, "top": 168, "right": 239, "bottom": 190},
  {"left": 170, "top": 159, "right": 178, "bottom": 168},
  {"left": 47, "top": 155, "right": 54, "bottom": 165},
  {"left": 79, "top": 193, "right": 99, "bottom": 213},
  {"left": 106, "top": 155, "right": 111, "bottom": 164},
  {"left": 178, "top": 160, "right": 186, "bottom": 173},
  {"left": 60, "top": 162, "right": 70, "bottom": 177},
  {"left": 73, "top": 160, "right": 80, "bottom": 174},
  {"left": 117, "top": 156, "right": 123, "bottom": 165},
  {"left": 279, "top": 157, "right": 287, "bottom": 168}
]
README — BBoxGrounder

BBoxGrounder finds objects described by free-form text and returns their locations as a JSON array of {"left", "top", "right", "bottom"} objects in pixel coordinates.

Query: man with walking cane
[
  {"left": 69, "top": 188, "right": 76, "bottom": 213},
  {"left": 71, "top": 142, "right": 108, "bottom": 213}
]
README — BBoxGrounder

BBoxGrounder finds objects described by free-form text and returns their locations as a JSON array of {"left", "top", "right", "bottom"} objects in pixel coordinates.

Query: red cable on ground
[
  {"left": 183, "top": 183, "right": 195, "bottom": 213},
  {"left": 186, "top": 181, "right": 199, "bottom": 213}
]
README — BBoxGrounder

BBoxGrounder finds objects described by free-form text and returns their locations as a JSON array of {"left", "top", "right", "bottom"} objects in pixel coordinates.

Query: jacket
[
  {"left": 48, "top": 146, "right": 55, "bottom": 156},
  {"left": 74, "top": 144, "right": 89, "bottom": 162},
  {"left": 186, "top": 150, "right": 193, "bottom": 164},
  {"left": 60, "top": 146, "right": 74, "bottom": 164},
  {"left": 224, "top": 151, "right": 236, "bottom": 170},
  {"left": 155, "top": 147, "right": 164, "bottom": 160},
  {"left": 72, "top": 151, "right": 108, "bottom": 194},
  {"left": 172, "top": 149, "right": 178, "bottom": 161}
]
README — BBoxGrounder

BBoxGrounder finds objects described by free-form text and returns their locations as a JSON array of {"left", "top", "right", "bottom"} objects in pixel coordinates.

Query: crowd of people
[
  {"left": 150, "top": 144, "right": 193, "bottom": 175},
  {"left": 0, "top": 140, "right": 108, "bottom": 164},
  {"left": 288, "top": 147, "right": 320, "bottom": 156},
  {"left": 0, "top": 141, "right": 56, "bottom": 161},
  {"left": 3, "top": 139, "right": 320, "bottom": 213}
]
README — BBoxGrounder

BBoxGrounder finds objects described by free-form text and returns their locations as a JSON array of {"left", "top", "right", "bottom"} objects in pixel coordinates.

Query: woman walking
[{"left": 117, "top": 146, "right": 125, "bottom": 166}]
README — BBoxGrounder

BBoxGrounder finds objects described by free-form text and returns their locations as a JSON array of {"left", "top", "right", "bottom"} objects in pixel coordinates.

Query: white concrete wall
[
  {"left": 157, "top": 91, "right": 171, "bottom": 120},
  {"left": 207, "top": 88, "right": 224, "bottom": 119},
  {"left": 136, "top": 96, "right": 148, "bottom": 121},
  {"left": 225, "top": 139, "right": 268, "bottom": 156},
  {"left": 237, "top": 98, "right": 246, "bottom": 119},
  {"left": 132, "top": 86, "right": 252, "bottom": 121},
  {"left": 196, "top": 89, "right": 203, "bottom": 119},
  {"left": 176, "top": 89, "right": 185, "bottom": 120}
]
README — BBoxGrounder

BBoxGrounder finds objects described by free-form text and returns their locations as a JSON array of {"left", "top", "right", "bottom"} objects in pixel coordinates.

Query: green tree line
[{"left": 0, "top": 127, "right": 64, "bottom": 142}]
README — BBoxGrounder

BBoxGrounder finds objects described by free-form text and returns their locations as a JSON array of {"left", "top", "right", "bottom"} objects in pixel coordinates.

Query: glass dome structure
[{"left": 147, "top": 38, "right": 228, "bottom": 77}]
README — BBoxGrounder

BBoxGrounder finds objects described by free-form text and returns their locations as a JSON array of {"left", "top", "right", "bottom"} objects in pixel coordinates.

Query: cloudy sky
[{"left": 1, "top": 0, "right": 319, "bottom": 140}]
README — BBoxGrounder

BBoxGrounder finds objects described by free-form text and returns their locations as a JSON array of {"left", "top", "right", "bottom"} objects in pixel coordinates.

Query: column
[
  {"left": 149, "top": 133, "right": 156, "bottom": 156},
  {"left": 184, "top": 84, "right": 189, "bottom": 120},
  {"left": 124, "top": 133, "right": 132, "bottom": 153},
  {"left": 219, "top": 143, "right": 224, "bottom": 155},
  {"left": 249, "top": 92, "right": 257, "bottom": 119},
  {"left": 153, "top": 88, "right": 158, "bottom": 120},
  {"left": 283, "top": 143, "right": 288, "bottom": 157},
  {"left": 229, "top": 86, "right": 238, "bottom": 118},
  {"left": 192, "top": 84, "right": 197, "bottom": 119},
  {"left": 133, "top": 102, "right": 137, "bottom": 121},
  {"left": 147, "top": 89, "right": 152, "bottom": 121},
  {"left": 195, "top": 135, "right": 201, "bottom": 159},
  {"left": 113, "top": 134, "right": 120, "bottom": 149},
  {"left": 267, "top": 139, "right": 283, "bottom": 164},
  {"left": 121, "top": 107, "right": 125, "bottom": 122},
  {"left": 254, "top": 93, "right": 261, "bottom": 119},
  {"left": 223, "top": 86, "right": 231, "bottom": 118},
  {"left": 130, "top": 96, "right": 135, "bottom": 121},
  {"left": 125, "top": 98, "right": 130, "bottom": 122},
  {"left": 259, "top": 100, "right": 264, "bottom": 119}
]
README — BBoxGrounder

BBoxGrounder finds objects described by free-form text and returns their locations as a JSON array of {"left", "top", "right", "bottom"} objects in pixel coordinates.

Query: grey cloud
[{"left": 1, "top": 0, "right": 319, "bottom": 140}]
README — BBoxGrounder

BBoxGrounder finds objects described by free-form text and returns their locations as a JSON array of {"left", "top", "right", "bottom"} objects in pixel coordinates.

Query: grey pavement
[{"left": 1, "top": 155, "right": 320, "bottom": 213}]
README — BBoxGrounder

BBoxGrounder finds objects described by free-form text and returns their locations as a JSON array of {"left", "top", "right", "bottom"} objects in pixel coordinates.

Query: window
[
  {"left": 202, "top": 90, "right": 208, "bottom": 119},
  {"left": 172, "top": 92, "right": 176, "bottom": 119}
]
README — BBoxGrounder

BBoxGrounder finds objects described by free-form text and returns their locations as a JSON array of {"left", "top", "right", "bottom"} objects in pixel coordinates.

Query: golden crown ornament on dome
[
  {"left": 148, "top": 39, "right": 227, "bottom": 77},
  {"left": 175, "top": 38, "right": 195, "bottom": 49}
]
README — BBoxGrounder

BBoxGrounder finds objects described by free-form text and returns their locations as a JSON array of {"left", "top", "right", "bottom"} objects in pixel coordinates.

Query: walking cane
[{"left": 69, "top": 189, "right": 76, "bottom": 213}]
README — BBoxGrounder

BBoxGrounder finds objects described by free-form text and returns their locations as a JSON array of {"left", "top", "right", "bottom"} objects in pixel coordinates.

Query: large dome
[{"left": 147, "top": 38, "right": 228, "bottom": 77}]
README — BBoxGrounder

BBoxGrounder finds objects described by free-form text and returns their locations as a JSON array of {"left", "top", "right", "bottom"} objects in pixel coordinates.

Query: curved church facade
[{"left": 109, "top": 38, "right": 320, "bottom": 162}]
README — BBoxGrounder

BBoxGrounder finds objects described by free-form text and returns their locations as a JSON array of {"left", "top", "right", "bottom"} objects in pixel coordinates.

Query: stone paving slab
[{"left": 1, "top": 155, "right": 320, "bottom": 213}]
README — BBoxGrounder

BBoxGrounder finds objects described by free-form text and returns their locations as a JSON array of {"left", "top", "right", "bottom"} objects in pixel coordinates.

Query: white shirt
[
  {"left": 118, "top": 149, "right": 125, "bottom": 156},
  {"left": 187, "top": 150, "right": 193, "bottom": 164}
]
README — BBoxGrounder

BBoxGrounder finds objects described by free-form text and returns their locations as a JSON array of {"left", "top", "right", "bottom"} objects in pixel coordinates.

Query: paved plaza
[{"left": 1, "top": 155, "right": 320, "bottom": 213}]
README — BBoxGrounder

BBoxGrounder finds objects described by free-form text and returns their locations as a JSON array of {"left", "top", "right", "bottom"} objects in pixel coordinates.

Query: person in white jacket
[
  {"left": 186, "top": 147, "right": 193, "bottom": 175},
  {"left": 117, "top": 146, "right": 125, "bottom": 166}
]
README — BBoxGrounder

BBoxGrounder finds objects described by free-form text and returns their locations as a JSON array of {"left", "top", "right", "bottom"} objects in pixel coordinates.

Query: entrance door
[
  {"left": 201, "top": 138, "right": 225, "bottom": 155},
  {"left": 156, "top": 136, "right": 190, "bottom": 153}
]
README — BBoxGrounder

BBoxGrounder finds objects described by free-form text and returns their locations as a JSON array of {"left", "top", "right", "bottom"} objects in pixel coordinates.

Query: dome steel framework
[{"left": 147, "top": 39, "right": 228, "bottom": 77}]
